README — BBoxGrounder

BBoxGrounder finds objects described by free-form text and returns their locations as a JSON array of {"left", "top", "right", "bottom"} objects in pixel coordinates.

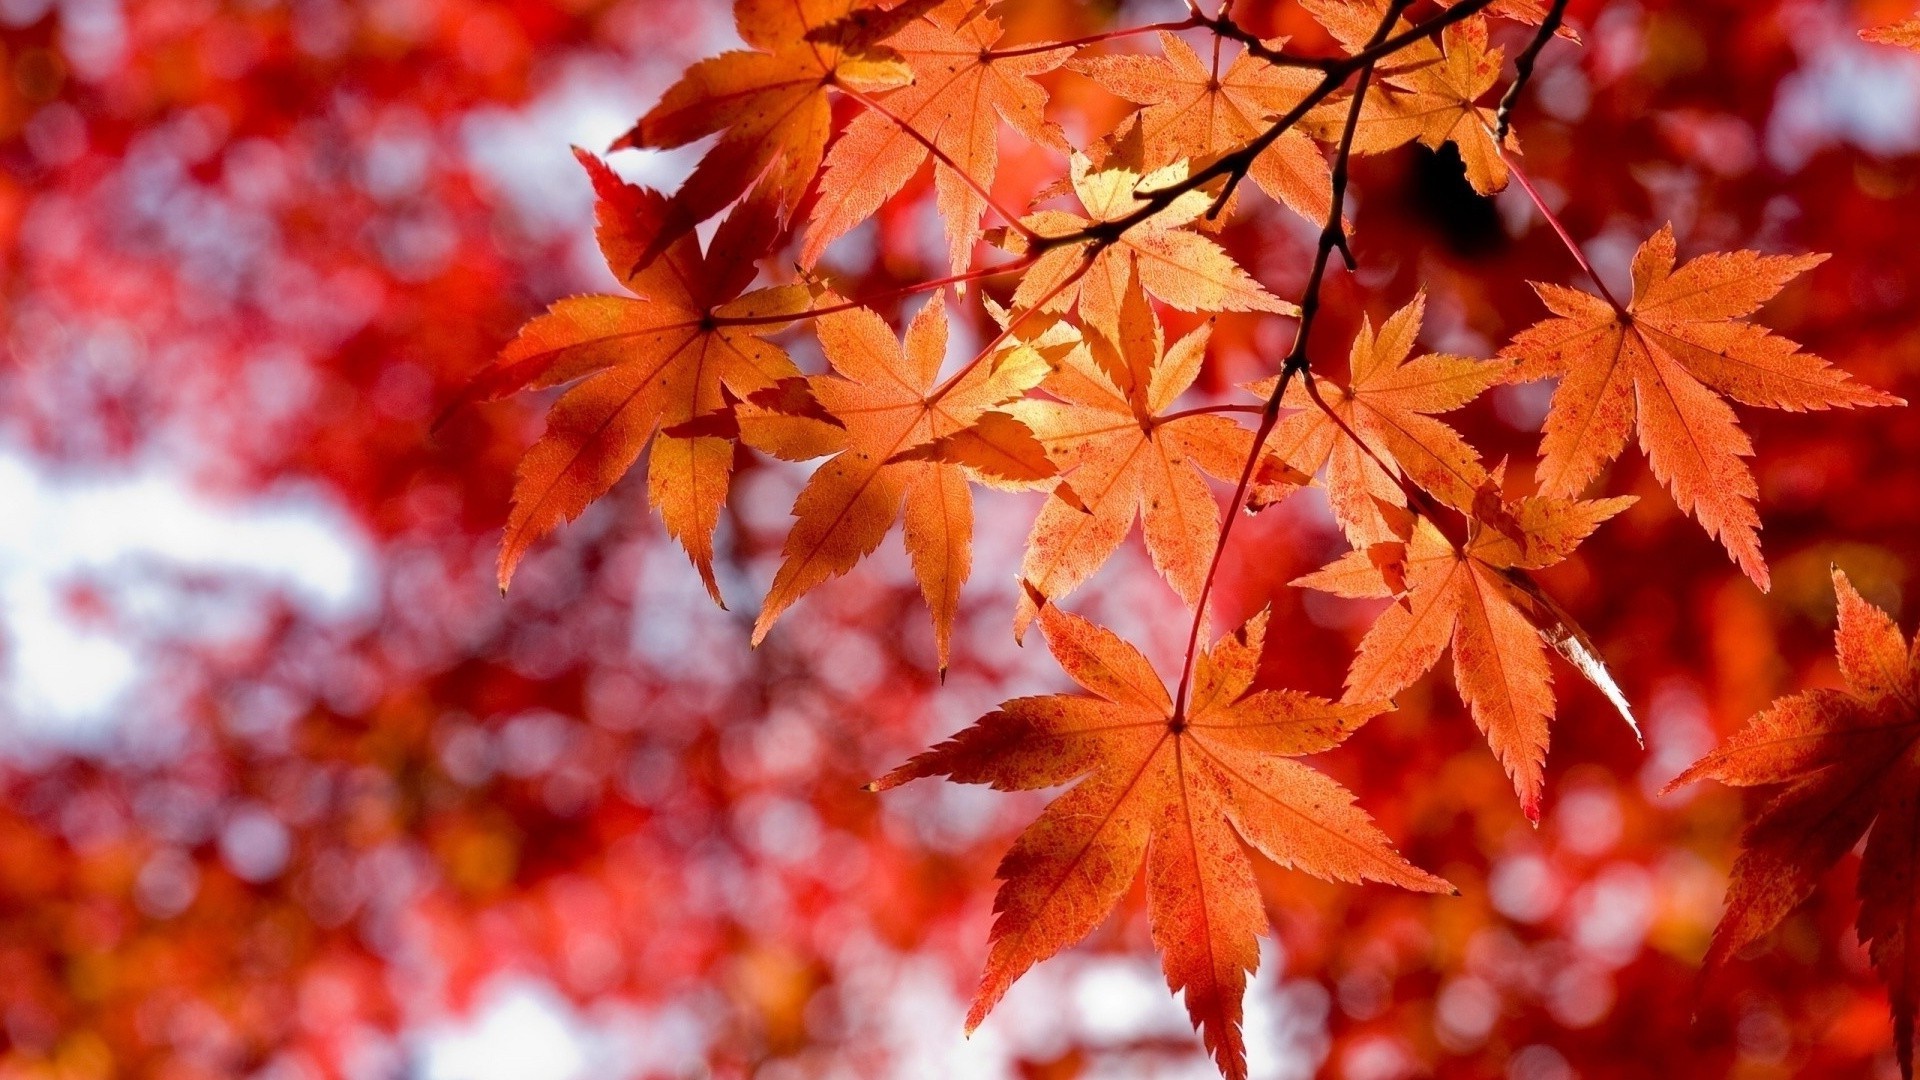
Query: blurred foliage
[{"left": 4, "top": 1, "right": 1920, "bottom": 1078}]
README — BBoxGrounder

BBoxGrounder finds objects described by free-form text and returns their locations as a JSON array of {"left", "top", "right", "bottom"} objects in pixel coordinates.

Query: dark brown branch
[
  {"left": 1032, "top": 0, "right": 1501, "bottom": 258},
  {"left": 1495, "top": 0, "right": 1570, "bottom": 142}
]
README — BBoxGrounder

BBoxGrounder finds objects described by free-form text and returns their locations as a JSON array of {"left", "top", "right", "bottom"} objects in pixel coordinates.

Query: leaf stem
[
  {"left": 926, "top": 252, "right": 1095, "bottom": 405},
  {"left": 837, "top": 84, "right": 1040, "bottom": 245},
  {"left": 711, "top": 256, "right": 1036, "bottom": 328},
  {"left": 988, "top": 18, "right": 1203, "bottom": 59},
  {"left": 1157, "top": 403, "right": 1265, "bottom": 424},
  {"left": 1297, "top": 368, "right": 1452, "bottom": 534},
  {"left": 1505, "top": 154, "right": 1629, "bottom": 317}
]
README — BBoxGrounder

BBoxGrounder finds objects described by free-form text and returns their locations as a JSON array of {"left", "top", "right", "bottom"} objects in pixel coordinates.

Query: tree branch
[
  {"left": 1168, "top": 0, "right": 1417, "bottom": 721},
  {"left": 1495, "top": 0, "right": 1570, "bottom": 143},
  {"left": 1033, "top": 0, "right": 1500, "bottom": 256}
]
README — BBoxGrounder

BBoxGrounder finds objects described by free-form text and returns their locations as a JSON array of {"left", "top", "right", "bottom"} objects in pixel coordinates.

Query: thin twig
[
  {"left": 1495, "top": 0, "right": 1570, "bottom": 143},
  {"left": 1034, "top": 0, "right": 1501, "bottom": 258},
  {"left": 1193, "top": 10, "right": 1339, "bottom": 71}
]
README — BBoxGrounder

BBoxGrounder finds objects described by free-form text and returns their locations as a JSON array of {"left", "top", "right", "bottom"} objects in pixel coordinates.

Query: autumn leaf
[
  {"left": 1863, "top": 18, "right": 1920, "bottom": 48},
  {"left": 1667, "top": 568, "right": 1920, "bottom": 1078},
  {"left": 467, "top": 152, "right": 812, "bottom": 600},
  {"left": 1006, "top": 136, "right": 1298, "bottom": 346},
  {"left": 890, "top": 409, "right": 1057, "bottom": 485},
  {"left": 611, "top": 0, "right": 916, "bottom": 253},
  {"left": 994, "top": 278, "right": 1266, "bottom": 638},
  {"left": 1437, "top": 0, "right": 1581, "bottom": 41},
  {"left": 1074, "top": 31, "right": 1334, "bottom": 225},
  {"left": 803, "top": 0, "right": 1072, "bottom": 274},
  {"left": 1296, "top": 491, "right": 1635, "bottom": 818},
  {"left": 1505, "top": 225, "right": 1901, "bottom": 589},
  {"left": 1252, "top": 292, "right": 1508, "bottom": 544},
  {"left": 749, "top": 293, "right": 1055, "bottom": 668},
  {"left": 871, "top": 603, "right": 1449, "bottom": 1080},
  {"left": 1303, "top": 1, "right": 1515, "bottom": 194}
]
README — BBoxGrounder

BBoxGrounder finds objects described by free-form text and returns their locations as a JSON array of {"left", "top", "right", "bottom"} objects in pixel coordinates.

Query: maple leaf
[
  {"left": 1505, "top": 225, "right": 1901, "bottom": 589},
  {"left": 1296, "top": 491, "right": 1635, "bottom": 818},
  {"left": 1007, "top": 140, "right": 1298, "bottom": 346},
  {"left": 1863, "top": 18, "right": 1920, "bottom": 49},
  {"left": 1251, "top": 292, "right": 1507, "bottom": 544},
  {"left": 1074, "top": 32, "right": 1334, "bottom": 225},
  {"left": 987, "top": 280, "right": 1264, "bottom": 638},
  {"left": 871, "top": 603, "right": 1449, "bottom": 1080},
  {"left": 803, "top": 0, "right": 1072, "bottom": 274},
  {"left": 467, "top": 152, "right": 811, "bottom": 599},
  {"left": 1303, "top": 1, "right": 1515, "bottom": 194},
  {"left": 1668, "top": 568, "right": 1920, "bottom": 1078},
  {"left": 611, "top": 0, "right": 916, "bottom": 251},
  {"left": 749, "top": 293, "right": 1055, "bottom": 668}
]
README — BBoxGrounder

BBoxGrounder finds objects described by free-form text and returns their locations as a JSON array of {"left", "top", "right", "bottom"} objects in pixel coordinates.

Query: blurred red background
[{"left": 5, "top": 1, "right": 1920, "bottom": 1077}]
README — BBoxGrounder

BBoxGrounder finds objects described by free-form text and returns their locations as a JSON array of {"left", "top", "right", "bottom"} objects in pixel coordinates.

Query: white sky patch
[
  {"left": 459, "top": 57, "right": 665, "bottom": 242},
  {"left": 415, "top": 979, "right": 598, "bottom": 1080},
  {"left": 0, "top": 448, "right": 375, "bottom": 746},
  {"left": 1768, "top": 17, "right": 1920, "bottom": 171},
  {"left": 413, "top": 977, "right": 710, "bottom": 1080},
  {"left": 843, "top": 940, "right": 1320, "bottom": 1079}
]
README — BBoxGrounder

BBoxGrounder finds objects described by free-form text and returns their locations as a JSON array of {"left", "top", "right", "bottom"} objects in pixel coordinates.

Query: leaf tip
[{"left": 1659, "top": 766, "right": 1703, "bottom": 797}]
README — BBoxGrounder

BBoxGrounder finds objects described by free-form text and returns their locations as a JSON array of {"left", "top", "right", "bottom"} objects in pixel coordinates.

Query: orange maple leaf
[
  {"left": 1668, "top": 568, "right": 1920, "bottom": 1078},
  {"left": 997, "top": 281, "right": 1265, "bottom": 638},
  {"left": 1864, "top": 18, "right": 1920, "bottom": 49},
  {"left": 1436, "top": 0, "right": 1581, "bottom": 41},
  {"left": 1252, "top": 292, "right": 1508, "bottom": 544},
  {"left": 872, "top": 603, "right": 1449, "bottom": 1080},
  {"left": 1303, "top": 1, "right": 1516, "bottom": 193},
  {"left": 1007, "top": 143, "right": 1298, "bottom": 345},
  {"left": 749, "top": 293, "right": 1058, "bottom": 667},
  {"left": 803, "top": 0, "right": 1072, "bottom": 274},
  {"left": 470, "top": 152, "right": 811, "bottom": 599},
  {"left": 1074, "top": 31, "right": 1334, "bottom": 225},
  {"left": 611, "top": 0, "right": 916, "bottom": 248},
  {"left": 1296, "top": 491, "right": 1635, "bottom": 818},
  {"left": 1505, "top": 225, "right": 1901, "bottom": 589}
]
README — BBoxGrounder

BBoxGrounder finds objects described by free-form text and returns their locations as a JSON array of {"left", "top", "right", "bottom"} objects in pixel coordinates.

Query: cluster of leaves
[{"left": 455, "top": 0, "right": 1912, "bottom": 1075}]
